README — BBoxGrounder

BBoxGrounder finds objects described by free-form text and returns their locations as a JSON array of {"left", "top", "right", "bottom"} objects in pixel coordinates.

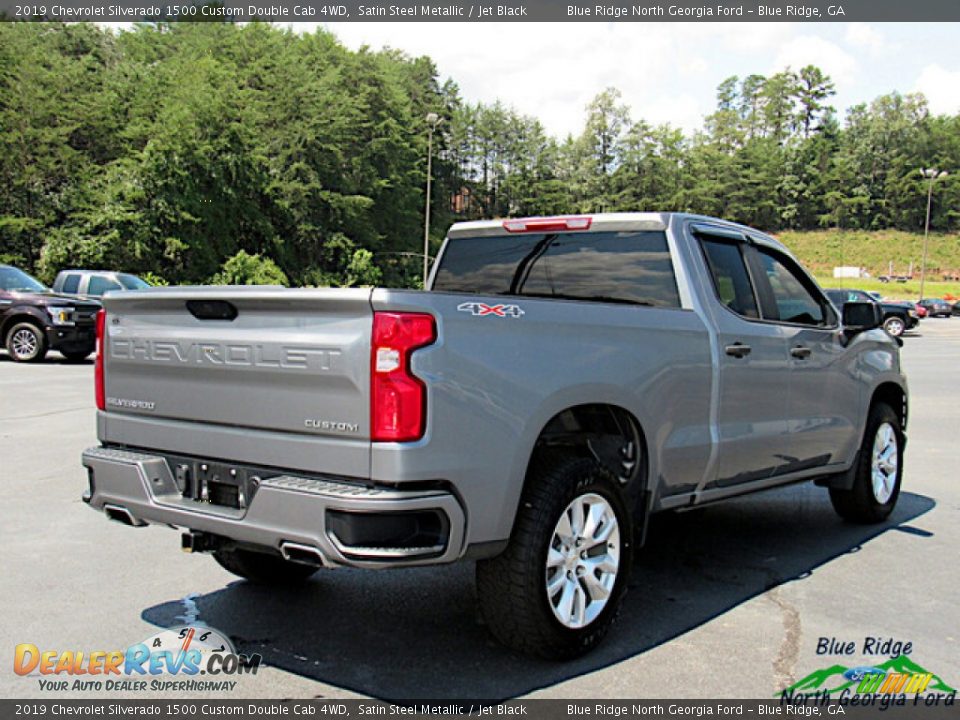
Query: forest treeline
[{"left": 1, "top": 22, "right": 958, "bottom": 287}]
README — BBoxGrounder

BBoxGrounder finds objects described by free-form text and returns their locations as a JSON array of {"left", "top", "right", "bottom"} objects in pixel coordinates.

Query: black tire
[
  {"left": 213, "top": 546, "right": 319, "bottom": 585},
  {"left": 61, "top": 350, "right": 93, "bottom": 362},
  {"left": 476, "top": 456, "right": 632, "bottom": 659},
  {"left": 5, "top": 321, "right": 48, "bottom": 363},
  {"left": 882, "top": 316, "right": 905, "bottom": 337},
  {"left": 829, "top": 403, "right": 903, "bottom": 524}
]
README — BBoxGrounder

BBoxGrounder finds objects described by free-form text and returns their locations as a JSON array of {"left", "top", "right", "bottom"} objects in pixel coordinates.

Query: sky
[{"left": 307, "top": 22, "right": 960, "bottom": 138}]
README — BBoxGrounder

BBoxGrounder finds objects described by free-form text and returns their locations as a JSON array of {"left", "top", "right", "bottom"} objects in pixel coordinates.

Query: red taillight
[
  {"left": 95, "top": 309, "right": 105, "bottom": 411},
  {"left": 370, "top": 312, "right": 436, "bottom": 442},
  {"left": 502, "top": 216, "right": 592, "bottom": 233}
]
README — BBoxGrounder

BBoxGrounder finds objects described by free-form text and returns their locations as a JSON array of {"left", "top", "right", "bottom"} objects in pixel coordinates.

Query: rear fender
[{"left": 502, "top": 386, "right": 656, "bottom": 540}]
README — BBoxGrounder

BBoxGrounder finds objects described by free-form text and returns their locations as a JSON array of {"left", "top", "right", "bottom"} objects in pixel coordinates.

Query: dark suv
[
  {"left": 0, "top": 265, "right": 100, "bottom": 362},
  {"left": 825, "top": 288, "right": 918, "bottom": 337}
]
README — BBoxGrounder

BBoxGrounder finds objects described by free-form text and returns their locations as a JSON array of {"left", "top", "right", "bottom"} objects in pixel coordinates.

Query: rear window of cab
[{"left": 433, "top": 231, "right": 681, "bottom": 308}]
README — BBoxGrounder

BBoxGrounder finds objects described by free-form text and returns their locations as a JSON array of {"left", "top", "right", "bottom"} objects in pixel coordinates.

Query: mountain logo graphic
[{"left": 780, "top": 655, "right": 956, "bottom": 696}]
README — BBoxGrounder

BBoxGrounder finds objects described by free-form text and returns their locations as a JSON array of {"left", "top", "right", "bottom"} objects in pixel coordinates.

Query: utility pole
[
  {"left": 919, "top": 168, "right": 948, "bottom": 301},
  {"left": 423, "top": 112, "right": 441, "bottom": 287}
]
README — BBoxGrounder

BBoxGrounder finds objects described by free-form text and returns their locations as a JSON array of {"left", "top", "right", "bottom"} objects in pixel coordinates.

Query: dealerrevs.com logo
[{"left": 14, "top": 626, "right": 261, "bottom": 693}]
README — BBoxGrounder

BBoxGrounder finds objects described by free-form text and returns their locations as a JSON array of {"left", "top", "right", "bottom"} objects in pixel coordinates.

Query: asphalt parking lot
[{"left": 1, "top": 320, "right": 958, "bottom": 701}]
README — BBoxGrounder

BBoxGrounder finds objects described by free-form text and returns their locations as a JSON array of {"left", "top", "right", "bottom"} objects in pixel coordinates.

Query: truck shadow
[{"left": 142, "top": 484, "right": 934, "bottom": 701}]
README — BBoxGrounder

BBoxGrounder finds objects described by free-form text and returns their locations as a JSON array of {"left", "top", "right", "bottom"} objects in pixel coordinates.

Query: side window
[
  {"left": 87, "top": 276, "right": 122, "bottom": 297},
  {"left": 61, "top": 274, "right": 80, "bottom": 294},
  {"left": 699, "top": 237, "right": 759, "bottom": 318},
  {"left": 826, "top": 290, "right": 863, "bottom": 307},
  {"left": 754, "top": 248, "right": 827, "bottom": 326},
  {"left": 832, "top": 290, "right": 864, "bottom": 304}
]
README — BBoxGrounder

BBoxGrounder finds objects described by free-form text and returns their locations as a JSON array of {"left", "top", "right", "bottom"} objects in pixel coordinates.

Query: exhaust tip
[
  {"left": 280, "top": 542, "right": 332, "bottom": 568},
  {"left": 103, "top": 503, "right": 147, "bottom": 527}
]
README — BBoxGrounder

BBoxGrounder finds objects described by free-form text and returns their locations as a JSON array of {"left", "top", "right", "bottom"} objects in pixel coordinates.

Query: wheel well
[
  {"left": 872, "top": 382, "right": 907, "bottom": 432},
  {"left": 2, "top": 313, "right": 44, "bottom": 341},
  {"left": 527, "top": 404, "right": 650, "bottom": 534}
]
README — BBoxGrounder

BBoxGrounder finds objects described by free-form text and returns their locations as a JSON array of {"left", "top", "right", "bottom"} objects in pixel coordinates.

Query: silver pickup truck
[{"left": 82, "top": 213, "right": 907, "bottom": 658}]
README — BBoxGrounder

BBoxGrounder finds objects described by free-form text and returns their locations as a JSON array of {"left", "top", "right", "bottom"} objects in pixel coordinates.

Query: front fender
[
  {"left": 1, "top": 305, "right": 50, "bottom": 336},
  {"left": 850, "top": 328, "right": 908, "bottom": 439}
]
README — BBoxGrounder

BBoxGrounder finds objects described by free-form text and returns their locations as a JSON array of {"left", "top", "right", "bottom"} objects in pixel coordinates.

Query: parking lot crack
[
  {"left": 1, "top": 406, "right": 87, "bottom": 422},
  {"left": 768, "top": 586, "right": 801, "bottom": 691}
]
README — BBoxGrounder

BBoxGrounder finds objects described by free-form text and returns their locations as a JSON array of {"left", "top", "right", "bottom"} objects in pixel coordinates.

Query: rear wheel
[
  {"left": 882, "top": 316, "right": 905, "bottom": 337},
  {"left": 476, "top": 456, "right": 631, "bottom": 659},
  {"left": 829, "top": 403, "right": 902, "bottom": 523},
  {"left": 6, "top": 322, "right": 47, "bottom": 363},
  {"left": 213, "top": 546, "right": 319, "bottom": 585}
]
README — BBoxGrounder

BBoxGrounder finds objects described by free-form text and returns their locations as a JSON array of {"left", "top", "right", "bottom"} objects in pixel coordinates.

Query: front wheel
[
  {"left": 476, "top": 456, "right": 631, "bottom": 659},
  {"left": 883, "top": 316, "right": 905, "bottom": 337},
  {"left": 829, "top": 403, "right": 903, "bottom": 523},
  {"left": 6, "top": 322, "right": 47, "bottom": 363}
]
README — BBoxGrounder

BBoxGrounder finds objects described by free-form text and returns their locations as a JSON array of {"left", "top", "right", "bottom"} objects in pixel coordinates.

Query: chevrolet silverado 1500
[{"left": 82, "top": 213, "right": 907, "bottom": 658}]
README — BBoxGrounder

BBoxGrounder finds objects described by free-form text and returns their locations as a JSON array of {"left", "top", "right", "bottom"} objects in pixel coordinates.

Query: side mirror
[{"left": 842, "top": 301, "right": 882, "bottom": 334}]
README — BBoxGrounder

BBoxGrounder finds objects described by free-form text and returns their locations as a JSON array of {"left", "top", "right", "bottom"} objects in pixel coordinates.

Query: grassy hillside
[
  {"left": 777, "top": 230, "right": 960, "bottom": 300},
  {"left": 778, "top": 230, "right": 960, "bottom": 278},
  {"left": 810, "top": 276, "right": 960, "bottom": 300}
]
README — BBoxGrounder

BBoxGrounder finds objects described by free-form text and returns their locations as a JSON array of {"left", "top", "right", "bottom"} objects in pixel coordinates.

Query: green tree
[
  {"left": 211, "top": 250, "right": 288, "bottom": 286},
  {"left": 2, "top": 24, "right": 959, "bottom": 287},
  {"left": 576, "top": 88, "right": 631, "bottom": 212},
  {"left": 796, "top": 65, "right": 836, "bottom": 138}
]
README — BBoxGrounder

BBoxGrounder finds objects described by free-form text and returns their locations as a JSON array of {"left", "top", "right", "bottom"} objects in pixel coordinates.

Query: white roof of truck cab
[
  {"left": 446, "top": 213, "right": 669, "bottom": 238},
  {"left": 445, "top": 212, "right": 787, "bottom": 253}
]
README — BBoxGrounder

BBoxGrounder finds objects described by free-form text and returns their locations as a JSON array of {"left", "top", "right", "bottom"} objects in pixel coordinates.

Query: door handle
[
  {"left": 791, "top": 346, "right": 812, "bottom": 359},
  {"left": 725, "top": 342, "right": 752, "bottom": 358}
]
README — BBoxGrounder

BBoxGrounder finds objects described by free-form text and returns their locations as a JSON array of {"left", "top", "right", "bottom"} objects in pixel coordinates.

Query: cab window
[
  {"left": 753, "top": 248, "right": 828, "bottom": 326},
  {"left": 87, "top": 276, "right": 122, "bottom": 297},
  {"left": 699, "top": 237, "right": 759, "bottom": 318},
  {"left": 61, "top": 274, "right": 81, "bottom": 294},
  {"left": 433, "top": 231, "right": 681, "bottom": 308}
]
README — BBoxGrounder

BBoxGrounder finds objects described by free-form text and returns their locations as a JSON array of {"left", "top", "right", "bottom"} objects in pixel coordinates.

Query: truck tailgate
[{"left": 99, "top": 287, "right": 372, "bottom": 476}]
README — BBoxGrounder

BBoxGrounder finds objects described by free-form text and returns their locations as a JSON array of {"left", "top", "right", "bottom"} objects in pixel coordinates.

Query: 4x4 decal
[{"left": 457, "top": 302, "right": 525, "bottom": 318}]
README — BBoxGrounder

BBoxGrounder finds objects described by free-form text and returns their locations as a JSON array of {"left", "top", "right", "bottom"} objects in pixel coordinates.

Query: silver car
[{"left": 52, "top": 269, "right": 151, "bottom": 299}]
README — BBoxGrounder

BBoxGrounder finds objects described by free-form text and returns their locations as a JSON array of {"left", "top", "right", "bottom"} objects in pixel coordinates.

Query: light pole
[
  {"left": 423, "top": 112, "right": 441, "bottom": 287},
  {"left": 918, "top": 167, "right": 948, "bottom": 301}
]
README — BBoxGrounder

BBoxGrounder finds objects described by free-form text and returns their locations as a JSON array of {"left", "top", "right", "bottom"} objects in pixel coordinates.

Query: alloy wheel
[
  {"left": 871, "top": 422, "right": 898, "bottom": 504},
  {"left": 545, "top": 492, "right": 621, "bottom": 629},
  {"left": 11, "top": 328, "right": 39, "bottom": 360}
]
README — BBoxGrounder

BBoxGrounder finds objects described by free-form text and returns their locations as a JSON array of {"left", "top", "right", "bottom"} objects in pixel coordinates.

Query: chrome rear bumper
[{"left": 82, "top": 446, "right": 466, "bottom": 569}]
